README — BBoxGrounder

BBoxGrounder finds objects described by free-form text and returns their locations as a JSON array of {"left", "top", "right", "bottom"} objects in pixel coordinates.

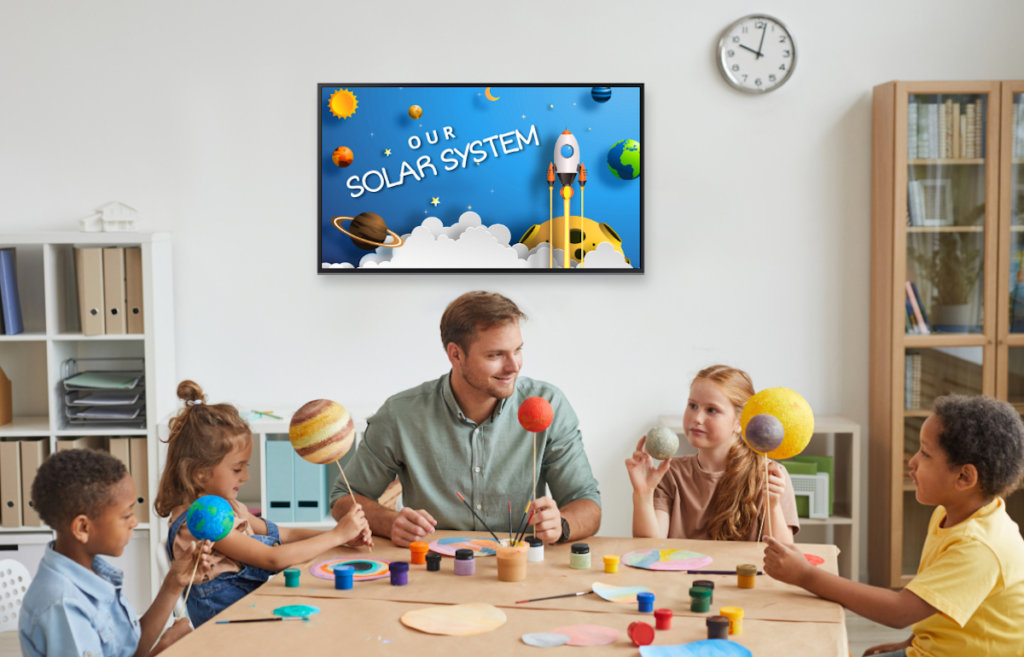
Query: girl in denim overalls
[{"left": 154, "top": 380, "right": 373, "bottom": 626}]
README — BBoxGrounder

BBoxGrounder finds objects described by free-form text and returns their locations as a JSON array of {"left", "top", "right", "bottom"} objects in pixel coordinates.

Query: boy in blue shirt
[
  {"left": 19, "top": 449, "right": 211, "bottom": 657},
  {"left": 765, "top": 394, "right": 1024, "bottom": 657}
]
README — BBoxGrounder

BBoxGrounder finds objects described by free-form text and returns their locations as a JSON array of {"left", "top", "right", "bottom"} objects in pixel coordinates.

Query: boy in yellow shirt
[{"left": 765, "top": 394, "right": 1024, "bottom": 657}]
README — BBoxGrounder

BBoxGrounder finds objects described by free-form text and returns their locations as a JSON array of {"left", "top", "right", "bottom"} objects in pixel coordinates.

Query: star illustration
[
  {"left": 430, "top": 197, "right": 440, "bottom": 207},
  {"left": 384, "top": 148, "right": 392, "bottom": 157}
]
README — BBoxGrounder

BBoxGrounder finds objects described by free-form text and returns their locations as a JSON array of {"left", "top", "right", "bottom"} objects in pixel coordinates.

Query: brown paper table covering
[
  {"left": 255, "top": 531, "right": 844, "bottom": 624},
  {"left": 160, "top": 594, "right": 848, "bottom": 657}
]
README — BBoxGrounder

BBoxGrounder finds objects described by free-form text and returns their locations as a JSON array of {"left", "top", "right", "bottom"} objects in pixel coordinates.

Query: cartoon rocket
[{"left": 553, "top": 130, "right": 581, "bottom": 187}]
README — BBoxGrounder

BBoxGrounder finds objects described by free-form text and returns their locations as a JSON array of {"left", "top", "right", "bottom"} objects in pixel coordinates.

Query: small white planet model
[{"left": 644, "top": 425, "right": 679, "bottom": 460}]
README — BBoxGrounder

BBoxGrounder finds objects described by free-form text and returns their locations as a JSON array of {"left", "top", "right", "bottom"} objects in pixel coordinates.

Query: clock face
[{"left": 717, "top": 15, "right": 796, "bottom": 93}]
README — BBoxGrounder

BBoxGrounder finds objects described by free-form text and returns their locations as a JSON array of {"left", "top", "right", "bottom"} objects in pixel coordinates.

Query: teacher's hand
[
  {"left": 390, "top": 507, "right": 436, "bottom": 547},
  {"left": 528, "top": 496, "right": 562, "bottom": 544}
]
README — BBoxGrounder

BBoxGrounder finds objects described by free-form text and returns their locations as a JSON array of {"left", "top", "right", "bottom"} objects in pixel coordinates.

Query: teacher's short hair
[{"left": 441, "top": 291, "right": 526, "bottom": 352}]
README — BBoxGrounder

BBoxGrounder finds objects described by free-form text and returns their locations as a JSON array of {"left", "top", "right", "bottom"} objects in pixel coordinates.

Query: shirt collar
[
  {"left": 441, "top": 371, "right": 513, "bottom": 425},
  {"left": 43, "top": 542, "right": 123, "bottom": 603}
]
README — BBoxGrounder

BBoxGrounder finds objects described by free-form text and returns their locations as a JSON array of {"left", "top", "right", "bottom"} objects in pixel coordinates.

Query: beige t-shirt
[
  {"left": 652, "top": 454, "right": 800, "bottom": 540},
  {"left": 170, "top": 498, "right": 264, "bottom": 582}
]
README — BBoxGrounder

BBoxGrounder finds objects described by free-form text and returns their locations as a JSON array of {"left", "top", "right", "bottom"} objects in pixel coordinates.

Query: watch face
[{"left": 717, "top": 15, "right": 796, "bottom": 93}]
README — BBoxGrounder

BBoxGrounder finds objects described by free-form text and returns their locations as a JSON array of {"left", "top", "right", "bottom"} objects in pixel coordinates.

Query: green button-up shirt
[{"left": 330, "top": 373, "right": 600, "bottom": 532}]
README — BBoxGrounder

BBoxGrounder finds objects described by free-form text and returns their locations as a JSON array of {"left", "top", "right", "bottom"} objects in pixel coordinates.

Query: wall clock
[{"left": 717, "top": 15, "right": 796, "bottom": 93}]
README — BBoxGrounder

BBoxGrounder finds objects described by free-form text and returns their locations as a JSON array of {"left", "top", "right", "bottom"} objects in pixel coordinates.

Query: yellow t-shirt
[{"left": 905, "top": 497, "right": 1024, "bottom": 657}]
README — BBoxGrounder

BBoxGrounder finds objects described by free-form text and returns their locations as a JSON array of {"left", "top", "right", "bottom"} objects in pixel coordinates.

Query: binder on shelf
[
  {"left": 108, "top": 437, "right": 131, "bottom": 468},
  {"left": 102, "top": 247, "right": 126, "bottom": 335},
  {"left": 265, "top": 440, "right": 294, "bottom": 522},
  {"left": 124, "top": 247, "right": 144, "bottom": 334},
  {"left": 130, "top": 438, "right": 149, "bottom": 523},
  {"left": 293, "top": 453, "right": 328, "bottom": 522},
  {"left": 0, "top": 248, "right": 24, "bottom": 335},
  {"left": 0, "top": 364, "right": 11, "bottom": 426},
  {"left": 19, "top": 438, "right": 48, "bottom": 527},
  {"left": 0, "top": 440, "right": 23, "bottom": 527},
  {"left": 74, "top": 247, "right": 106, "bottom": 336},
  {"left": 56, "top": 436, "right": 106, "bottom": 452}
]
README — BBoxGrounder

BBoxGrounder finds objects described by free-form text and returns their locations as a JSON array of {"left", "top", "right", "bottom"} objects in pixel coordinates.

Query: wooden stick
[
  {"left": 181, "top": 548, "right": 203, "bottom": 606},
  {"left": 531, "top": 432, "right": 537, "bottom": 538},
  {"left": 336, "top": 460, "right": 372, "bottom": 550},
  {"left": 765, "top": 454, "right": 772, "bottom": 540}
]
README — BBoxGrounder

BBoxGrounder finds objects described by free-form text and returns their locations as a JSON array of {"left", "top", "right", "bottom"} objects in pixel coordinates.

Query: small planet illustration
[
  {"left": 409, "top": 104, "right": 423, "bottom": 119},
  {"left": 644, "top": 425, "right": 679, "bottom": 461},
  {"left": 591, "top": 86, "right": 612, "bottom": 103},
  {"left": 607, "top": 139, "right": 640, "bottom": 180},
  {"left": 332, "top": 146, "right": 354, "bottom": 168},
  {"left": 332, "top": 212, "right": 405, "bottom": 250}
]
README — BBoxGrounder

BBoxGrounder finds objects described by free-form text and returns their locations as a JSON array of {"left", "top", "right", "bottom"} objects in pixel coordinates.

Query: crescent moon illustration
[{"left": 484, "top": 87, "right": 500, "bottom": 102}]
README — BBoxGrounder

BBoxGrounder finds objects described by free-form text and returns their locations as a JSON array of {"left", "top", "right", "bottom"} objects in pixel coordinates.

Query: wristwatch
[{"left": 558, "top": 516, "right": 571, "bottom": 543}]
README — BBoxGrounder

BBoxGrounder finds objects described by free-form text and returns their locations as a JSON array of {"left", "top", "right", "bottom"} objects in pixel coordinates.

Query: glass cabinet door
[
  {"left": 905, "top": 93, "right": 988, "bottom": 336},
  {"left": 1010, "top": 92, "right": 1024, "bottom": 332}
]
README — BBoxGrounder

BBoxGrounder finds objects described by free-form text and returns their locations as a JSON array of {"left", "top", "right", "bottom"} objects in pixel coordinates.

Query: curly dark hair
[
  {"left": 933, "top": 394, "right": 1024, "bottom": 497},
  {"left": 31, "top": 448, "right": 128, "bottom": 530}
]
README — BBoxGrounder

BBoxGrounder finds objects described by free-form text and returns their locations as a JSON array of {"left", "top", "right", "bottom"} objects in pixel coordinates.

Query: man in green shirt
[{"left": 330, "top": 291, "right": 601, "bottom": 547}]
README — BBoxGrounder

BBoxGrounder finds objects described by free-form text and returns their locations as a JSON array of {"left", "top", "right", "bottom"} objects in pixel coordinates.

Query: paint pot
[
  {"left": 689, "top": 585, "right": 711, "bottom": 612},
  {"left": 737, "top": 564, "right": 758, "bottom": 589},
  {"left": 603, "top": 554, "right": 620, "bottom": 573},
  {"left": 283, "top": 568, "right": 300, "bottom": 588},
  {"left": 636, "top": 591, "right": 655, "bottom": 613},
  {"left": 496, "top": 540, "right": 529, "bottom": 582},
  {"left": 570, "top": 543, "right": 591, "bottom": 569},
  {"left": 409, "top": 541, "right": 429, "bottom": 565},
  {"left": 653, "top": 608, "right": 673, "bottom": 630},
  {"left": 527, "top": 537, "right": 544, "bottom": 562},
  {"left": 333, "top": 564, "right": 354, "bottom": 590},
  {"left": 454, "top": 548, "right": 475, "bottom": 576},
  {"left": 425, "top": 552, "right": 442, "bottom": 571},
  {"left": 719, "top": 606, "right": 744, "bottom": 635},
  {"left": 693, "top": 579, "right": 715, "bottom": 604},
  {"left": 706, "top": 615, "right": 730, "bottom": 640},
  {"left": 627, "top": 621, "right": 655, "bottom": 646},
  {"left": 390, "top": 561, "right": 409, "bottom": 586}
]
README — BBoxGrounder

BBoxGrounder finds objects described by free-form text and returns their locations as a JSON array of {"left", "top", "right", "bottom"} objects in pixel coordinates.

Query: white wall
[{"left": 2, "top": 1, "right": 1022, "bottom": 576}]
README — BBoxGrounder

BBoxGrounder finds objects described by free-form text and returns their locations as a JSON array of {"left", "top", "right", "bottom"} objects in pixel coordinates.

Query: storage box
[{"left": 780, "top": 458, "right": 832, "bottom": 519}]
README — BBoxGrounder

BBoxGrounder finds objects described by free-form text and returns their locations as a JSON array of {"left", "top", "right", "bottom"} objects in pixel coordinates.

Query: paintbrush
[
  {"left": 508, "top": 501, "right": 513, "bottom": 546},
  {"left": 514, "top": 505, "right": 535, "bottom": 546},
  {"left": 516, "top": 591, "right": 593, "bottom": 604},
  {"left": 686, "top": 569, "right": 764, "bottom": 575},
  {"left": 215, "top": 617, "right": 308, "bottom": 624},
  {"left": 455, "top": 491, "right": 502, "bottom": 543}
]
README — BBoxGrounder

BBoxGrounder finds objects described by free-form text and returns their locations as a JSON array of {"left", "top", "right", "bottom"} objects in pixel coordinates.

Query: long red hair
[{"left": 693, "top": 365, "right": 765, "bottom": 541}]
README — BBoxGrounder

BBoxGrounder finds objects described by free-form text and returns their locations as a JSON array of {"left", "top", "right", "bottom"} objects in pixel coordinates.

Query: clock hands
[
  {"left": 739, "top": 44, "right": 760, "bottom": 56},
  {"left": 755, "top": 22, "right": 767, "bottom": 59}
]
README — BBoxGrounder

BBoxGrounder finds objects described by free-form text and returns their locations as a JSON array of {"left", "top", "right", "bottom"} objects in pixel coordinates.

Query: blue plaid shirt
[{"left": 19, "top": 543, "right": 140, "bottom": 657}]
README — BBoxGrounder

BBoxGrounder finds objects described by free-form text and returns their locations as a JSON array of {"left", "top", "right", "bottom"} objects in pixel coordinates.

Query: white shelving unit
[
  {"left": 658, "top": 413, "right": 861, "bottom": 581},
  {"left": 0, "top": 232, "right": 175, "bottom": 613}
]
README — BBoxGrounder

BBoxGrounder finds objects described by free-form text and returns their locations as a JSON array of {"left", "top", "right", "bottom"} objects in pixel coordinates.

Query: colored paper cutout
[
  {"left": 522, "top": 632, "right": 571, "bottom": 647},
  {"left": 550, "top": 625, "right": 620, "bottom": 646},
  {"left": 273, "top": 604, "right": 320, "bottom": 617},
  {"left": 622, "top": 548, "right": 713, "bottom": 571},
  {"left": 310, "top": 557, "right": 390, "bottom": 581},
  {"left": 639, "top": 639, "right": 752, "bottom": 657},
  {"left": 804, "top": 553, "right": 825, "bottom": 566},
  {"left": 592, "top": 581, "right": 653, "bottom": 604},
  {"left": 427, "top": 536, "right": 500, "bottom": 557},
  {"left": 401, "top": 603, "right": 506, "bottom": 636}
]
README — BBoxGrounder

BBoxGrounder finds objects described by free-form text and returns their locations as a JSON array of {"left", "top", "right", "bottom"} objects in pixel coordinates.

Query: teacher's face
[{"left": 451, "top": 320, "right": 523, "bottom": 401}]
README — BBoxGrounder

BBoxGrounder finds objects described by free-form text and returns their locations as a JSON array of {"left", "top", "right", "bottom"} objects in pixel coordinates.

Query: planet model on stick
[
  {"left": 289, "top": 399, "right": 356, "bottom": 464},
  {"left": 742, "top": 414, "right": 785, "bottom": 454},
  {"left": 186, "top": 495, "right": 235, "bottom": 542},
  {"left": 518, "top": 397, "right": 553, "bottom": 432},
  {"left": 644, "top": 425, "right": 679, "bottom": 460},
  {"left": 739, "top": 387, "right": 814, "bottom": 460}
]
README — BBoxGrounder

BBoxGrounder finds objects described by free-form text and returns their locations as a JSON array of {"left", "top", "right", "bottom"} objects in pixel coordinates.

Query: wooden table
[{"left": 160, "top": 531, "right": 848, "bottom": 656}]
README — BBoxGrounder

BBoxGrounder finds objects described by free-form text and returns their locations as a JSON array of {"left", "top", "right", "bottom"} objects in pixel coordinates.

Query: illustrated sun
[{"left": 328, "top": 89, "right": 358, "bottom": 119}]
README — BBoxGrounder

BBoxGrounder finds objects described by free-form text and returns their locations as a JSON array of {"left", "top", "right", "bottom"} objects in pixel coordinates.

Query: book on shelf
[
  {"left": 905, "top": 352, "right": 922, "bottom": 409},
  {"left": 906, "top": 281, "right": 930, "bottom": 334},
  {"left": 910, "top": 97, "right": 985, "bottom": 159},
  {"left": 910, "top": 281, "right": 930, "bottom": 328},
  {"left": 0, "top": 248, "right": 24, "bottom": 335}
]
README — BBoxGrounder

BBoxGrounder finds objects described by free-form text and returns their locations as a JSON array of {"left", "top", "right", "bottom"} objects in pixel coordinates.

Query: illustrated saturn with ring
[{"left": 332, "top": 211, "right": 405, "bottom": 250}]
